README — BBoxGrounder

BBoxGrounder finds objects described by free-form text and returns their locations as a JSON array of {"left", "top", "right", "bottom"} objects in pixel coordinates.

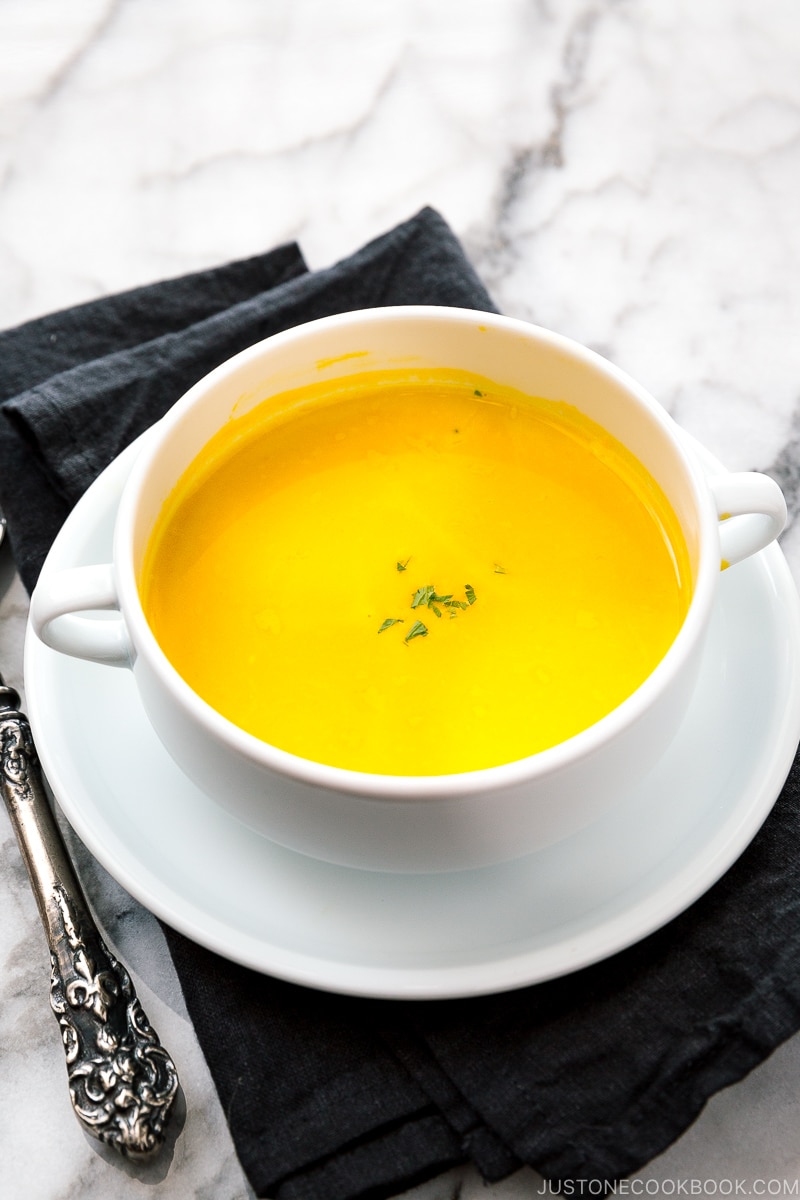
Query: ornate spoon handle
[{"left": 0, "top": 676, "right": 179, "bottom": 1156}]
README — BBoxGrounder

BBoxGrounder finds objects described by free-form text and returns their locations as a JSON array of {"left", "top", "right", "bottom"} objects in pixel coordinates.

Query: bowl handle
[
  {"left": 30, "top": 564, "right": 133, "bottom": 667},
  {"left": 708, "top": 473, "right": 787, "bottom": 569}
]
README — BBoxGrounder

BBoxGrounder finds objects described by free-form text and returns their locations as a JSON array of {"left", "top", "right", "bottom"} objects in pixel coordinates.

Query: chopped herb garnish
[
  {"left": 412, "top": 585, "right": 457, "bottom": 611},
  {"left": 493, "top": 563, "right": 507, "bottom": 574},
  {"left": 411, "top": 584, "right": 435, "bottom": 609},
  {"left": 474, "top": 389, "right": 484, "bottom": 397},
  {"left": 404, "top": 620, "right": 429, "bottom": 643},
  {"left": 379, "top": 572, "right": 480, "bottom": 644}
]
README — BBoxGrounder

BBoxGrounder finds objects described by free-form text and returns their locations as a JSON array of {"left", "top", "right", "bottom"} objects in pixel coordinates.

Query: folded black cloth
[{"left": 3, "top": 207, "right": 800, "bottom": 1198}]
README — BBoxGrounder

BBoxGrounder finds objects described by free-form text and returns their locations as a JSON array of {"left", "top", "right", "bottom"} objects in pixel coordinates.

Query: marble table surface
[{"left": 2, "top": 1, "right": 800, "bottom": 1196}]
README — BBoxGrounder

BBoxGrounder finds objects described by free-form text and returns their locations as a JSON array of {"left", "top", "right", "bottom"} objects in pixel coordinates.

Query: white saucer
[{"left": 24, "top": 438, "right": 800, "bottom": 1000}]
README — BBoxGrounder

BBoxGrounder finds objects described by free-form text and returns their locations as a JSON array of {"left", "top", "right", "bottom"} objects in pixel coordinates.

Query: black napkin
[{"left": 3, "top": 208, "right": 800, "bottom": 1198}]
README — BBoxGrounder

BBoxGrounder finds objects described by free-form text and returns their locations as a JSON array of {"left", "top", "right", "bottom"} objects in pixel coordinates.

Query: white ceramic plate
[{"left": 24, "top": 438, "right": 800, "bottom": 999}]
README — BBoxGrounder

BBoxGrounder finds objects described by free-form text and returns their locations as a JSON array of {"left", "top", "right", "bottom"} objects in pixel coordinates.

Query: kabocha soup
[{"left": 140, "top": 368, "right": 692, "bottom": 776}]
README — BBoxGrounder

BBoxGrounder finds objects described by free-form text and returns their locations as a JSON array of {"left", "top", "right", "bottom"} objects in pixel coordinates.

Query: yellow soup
[{"left": 141, "top": 369, "right": 692, "bottom": 775}]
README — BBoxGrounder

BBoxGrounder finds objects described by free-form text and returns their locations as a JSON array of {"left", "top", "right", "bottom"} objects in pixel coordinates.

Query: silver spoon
[{"left": 0, "top": 506, "right": 180, "bottom": 1155}]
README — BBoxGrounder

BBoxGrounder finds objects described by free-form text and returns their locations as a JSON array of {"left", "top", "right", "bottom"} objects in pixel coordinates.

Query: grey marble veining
[{"left": 2, "top": 1, "right": 800, "bottom": 1196}]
